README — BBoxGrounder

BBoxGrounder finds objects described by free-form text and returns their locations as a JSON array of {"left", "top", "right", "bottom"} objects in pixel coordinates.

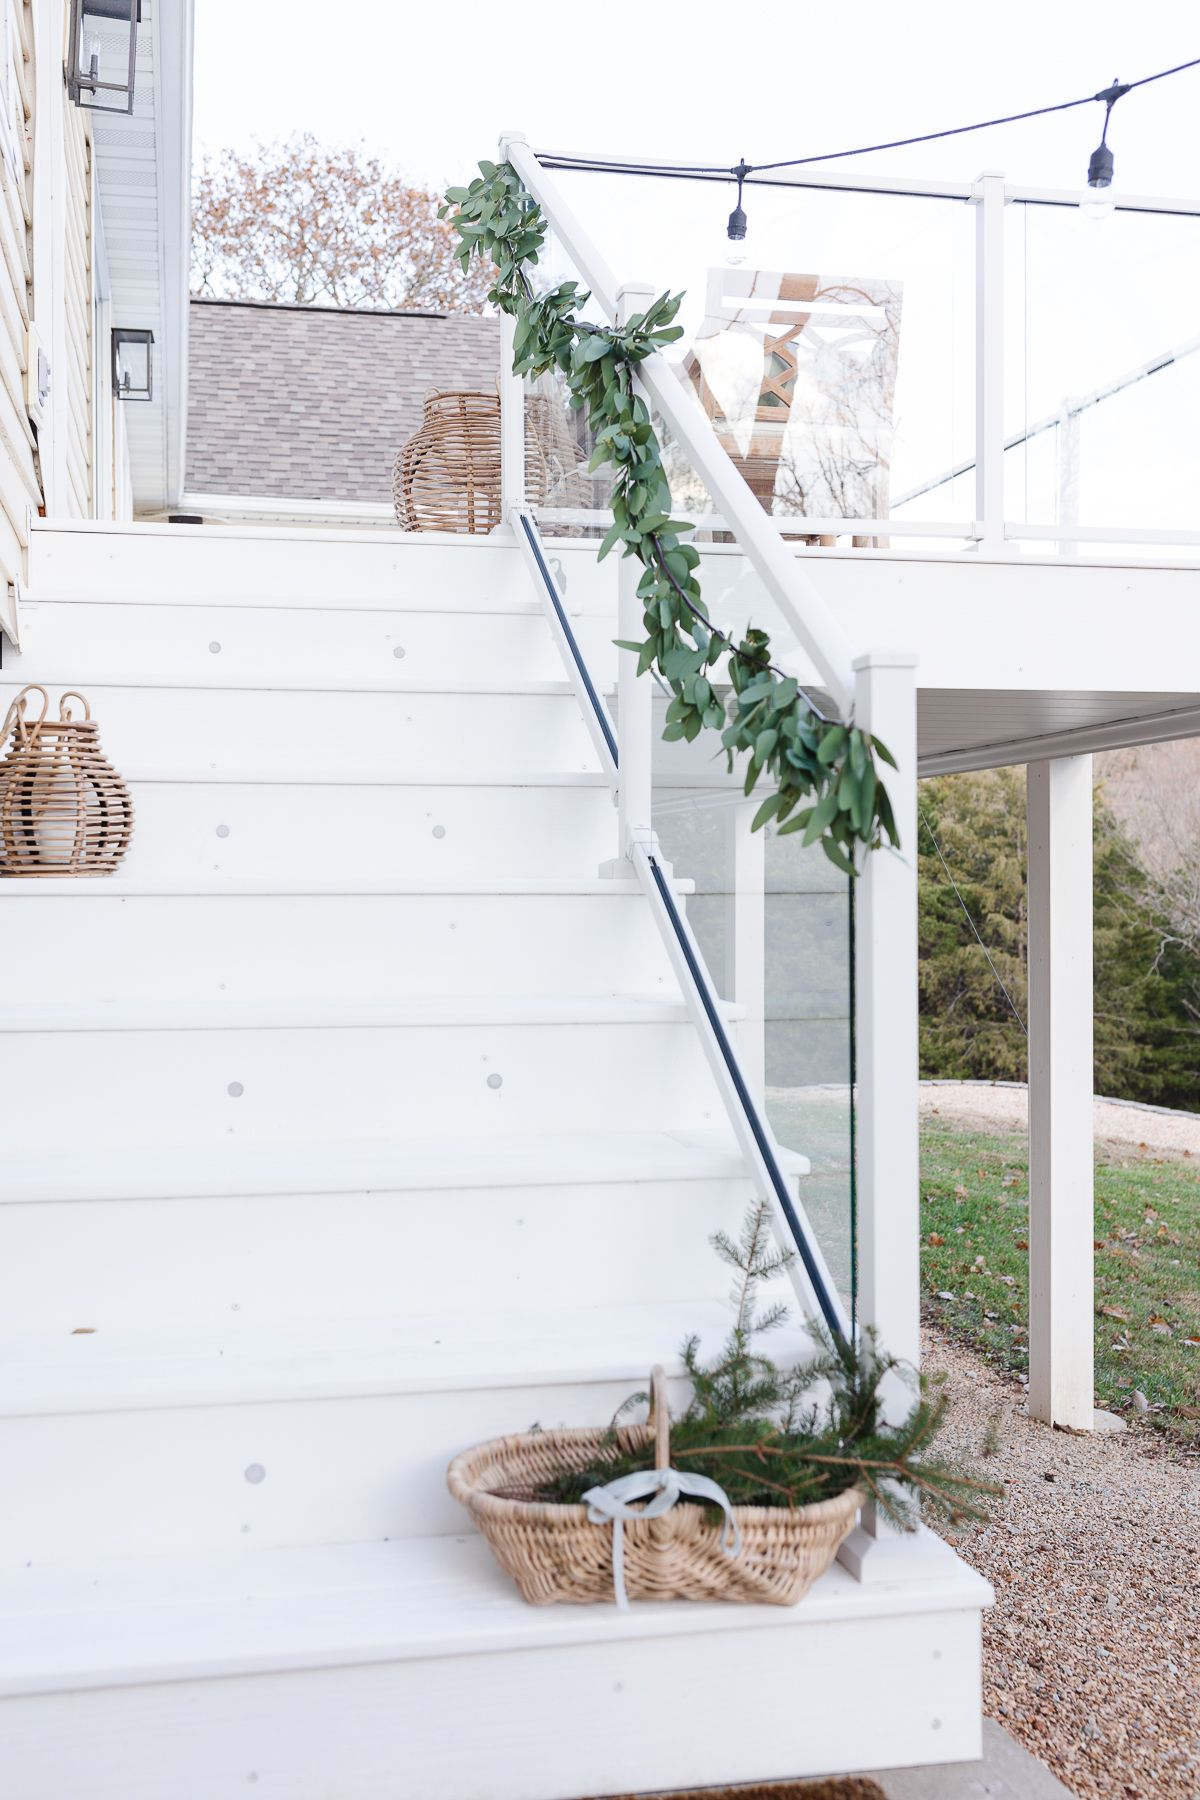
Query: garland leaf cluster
[
  {"left": 534, "top": 1199, "right": 1002, "bottom": 1526},
  {"left": 443, "top": 161, "right": 898, "bottom": 875}
]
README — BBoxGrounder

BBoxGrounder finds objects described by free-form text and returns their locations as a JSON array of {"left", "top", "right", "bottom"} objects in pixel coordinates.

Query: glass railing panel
[
  {"left": 523, "top": 219, "right": 613, "bottom": 541},
  {"left": 1004, "top": 201, "right": 1200, "bottom": 551},
  {"left": 548, "top": 168, "right": 977, "bottom": 550},
  {"left": 647, "top": 540, "right": 856, "bottom": 1317}
]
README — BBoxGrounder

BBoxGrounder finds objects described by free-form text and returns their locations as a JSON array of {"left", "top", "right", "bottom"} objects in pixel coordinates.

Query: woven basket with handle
[{"left": 447, "top": 1366, "right": 861, "bottom": 1607}]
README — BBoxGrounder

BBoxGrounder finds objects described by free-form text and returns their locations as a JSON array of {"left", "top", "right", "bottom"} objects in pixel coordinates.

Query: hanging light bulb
[
  {"left": 1080, "top": 79, "right": 1129, "bottom": 221},
  {"left": 725, "top": 159, "right": 750, "bottom": 265}
]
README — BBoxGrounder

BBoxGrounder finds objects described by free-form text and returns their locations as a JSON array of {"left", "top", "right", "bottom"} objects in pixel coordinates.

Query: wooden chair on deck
[{"left": 683, "top": 267, "right": 902, "bottom": 547}]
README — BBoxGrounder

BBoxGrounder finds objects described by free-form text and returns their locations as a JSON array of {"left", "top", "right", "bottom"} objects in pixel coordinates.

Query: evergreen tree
[{"left": 918, "top": 768, "right": 1200, "bottom": 1108}]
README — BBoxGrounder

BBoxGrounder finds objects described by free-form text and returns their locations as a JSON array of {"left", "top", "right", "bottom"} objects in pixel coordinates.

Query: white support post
[
  {"left": 1027, "top": 756, "right": 1095, "bottom": 1432},
  {"left": 841, "top": 649, "right": 951, "bottom": 1581},
  {"left": 725, "top": 796, "right": 766, "bottom": 1102},
  {"left": 615, "top": 281, "right": 656, "bottom": 859},
  {"left": 972, "top": 171, "right": 1007, "bottom": 550}
]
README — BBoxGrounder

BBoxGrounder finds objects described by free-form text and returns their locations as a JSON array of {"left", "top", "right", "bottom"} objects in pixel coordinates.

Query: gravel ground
[
  {"left": 919, "top": 1082, "right": 1200, "bottom": 1160},
  {"left": 927, "top": 1325, "right": 1200, "bottom": 1799}
]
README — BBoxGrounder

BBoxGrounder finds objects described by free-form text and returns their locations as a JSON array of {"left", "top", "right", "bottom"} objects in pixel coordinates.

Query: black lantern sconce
[
  {"left": 67, "top": 0, "right": 140, "bottom": 115},
  {"left": 112, "top": 328, "right": 153, "bottom": 402}
]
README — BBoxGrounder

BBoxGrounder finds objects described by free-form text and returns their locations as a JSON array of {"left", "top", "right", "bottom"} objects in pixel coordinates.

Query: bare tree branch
[{"left": 191, "top": 135, "right": 494, "bottom": 315}]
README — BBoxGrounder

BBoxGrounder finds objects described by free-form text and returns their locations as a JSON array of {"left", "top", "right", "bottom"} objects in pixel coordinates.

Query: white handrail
[{"left": 501, "top": 133, "right": 858, "bottom": 716}]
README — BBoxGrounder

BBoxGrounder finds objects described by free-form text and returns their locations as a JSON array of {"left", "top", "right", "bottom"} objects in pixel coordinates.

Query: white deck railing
[{"left": 513, "top": 147, "right": 1200, "bottom": 559}]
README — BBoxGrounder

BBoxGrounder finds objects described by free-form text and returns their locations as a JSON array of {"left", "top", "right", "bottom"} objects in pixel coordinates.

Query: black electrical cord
[{"left": 538, "top": 55, "right": 1200, "bottom": 184}]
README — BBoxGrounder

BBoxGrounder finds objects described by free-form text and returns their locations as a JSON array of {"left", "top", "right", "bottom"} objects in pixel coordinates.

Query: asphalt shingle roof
[{"left": 185, "top": 298, "right": 501, "bottom": 503}]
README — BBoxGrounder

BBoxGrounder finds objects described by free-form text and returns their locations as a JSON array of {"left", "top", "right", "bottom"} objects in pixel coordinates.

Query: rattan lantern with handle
[
  {"left": 393, "top": 387, "right": 591, "bottom": 533},
  {"left": 0, "top": 685, "right": 134, "bottom": 876}
]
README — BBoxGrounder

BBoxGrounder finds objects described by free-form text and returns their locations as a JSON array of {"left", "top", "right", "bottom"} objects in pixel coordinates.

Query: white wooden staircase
[{"left": 0, "top": 521, "right": 988, "bottom": 1799}]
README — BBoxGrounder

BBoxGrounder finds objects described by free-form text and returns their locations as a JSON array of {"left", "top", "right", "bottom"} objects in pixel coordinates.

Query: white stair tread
[
  {"left": 0, "top": 1297, "right": 813, "bottom": 1415},
  {"left": 0, "top": 672, "right": 577, "bottom": 696},
  {"left": 0, "top": 994, "right": 728, "bottom": 1033},
  {"left": 0, "top": 1126, "right": 779, "bottom": 1202},
  {"left": 118, "top": 767, "right": 612, "bottom": 787},
  {"left": 0, "top": 875, "right": 684, "bottom": 896},
  {"left": 22, "top": 591, "right": 567, "bottom": 616},
  {"left": 0, "top": 1533, "right": 992, "bottom": 1697}
]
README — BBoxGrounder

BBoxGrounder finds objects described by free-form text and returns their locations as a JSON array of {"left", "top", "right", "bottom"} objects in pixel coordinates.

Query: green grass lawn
[{"left": 919, "top": 1122, "right": 1200, "bottom": 1444}]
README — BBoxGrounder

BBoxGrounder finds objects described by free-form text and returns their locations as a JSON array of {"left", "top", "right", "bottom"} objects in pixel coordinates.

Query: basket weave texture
[
  {"left": 393, "top": 388, "right": 590, "bottom": 533},
  {"left": 0, "top": 685, "right": 133, "bottom": 876},
  {"left": 447, "top": 1368, "right": 861, "bottom": 1607}
]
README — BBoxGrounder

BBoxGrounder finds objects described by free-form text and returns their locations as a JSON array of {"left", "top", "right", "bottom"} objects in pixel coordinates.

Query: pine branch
[{"left": 529, "top": 1198, "right": 1002, "bottom": 1523}]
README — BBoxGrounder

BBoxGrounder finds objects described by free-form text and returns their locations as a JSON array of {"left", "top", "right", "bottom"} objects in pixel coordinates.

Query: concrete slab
[{"left": 867, "top": 1720, "right": 1072, "bottom": 1799}]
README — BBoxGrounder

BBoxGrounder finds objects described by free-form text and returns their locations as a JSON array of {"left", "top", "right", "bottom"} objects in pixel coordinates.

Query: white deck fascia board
[{"left": 919, "top": 701, "right": 1200, "bottom": 774}]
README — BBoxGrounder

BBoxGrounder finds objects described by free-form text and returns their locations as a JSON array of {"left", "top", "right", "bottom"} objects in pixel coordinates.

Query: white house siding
[
  {"left": 0, "top": 0, "right": 41, "bottom": 608},
  {"left": 61, "top": 98, "right": 91, "bottom": 516}
]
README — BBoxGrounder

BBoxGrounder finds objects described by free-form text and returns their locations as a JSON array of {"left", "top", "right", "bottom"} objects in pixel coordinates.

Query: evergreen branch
[{"left": 524, "top": 1196, "right": 1001, "bottom": 1523}]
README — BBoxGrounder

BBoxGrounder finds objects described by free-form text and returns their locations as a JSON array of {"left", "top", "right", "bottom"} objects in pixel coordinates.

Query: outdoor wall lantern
[
  {"left": 111, "top": 328, "right": 153, "bottom": 402},
  {"left": 67, "top": 0, "right": 140, "bottom": 115}
]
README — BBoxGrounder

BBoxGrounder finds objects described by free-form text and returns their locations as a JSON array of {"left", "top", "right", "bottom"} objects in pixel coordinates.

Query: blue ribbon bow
[{"left": 582, "top": 1467, "right": 743, "bottom": 1609}]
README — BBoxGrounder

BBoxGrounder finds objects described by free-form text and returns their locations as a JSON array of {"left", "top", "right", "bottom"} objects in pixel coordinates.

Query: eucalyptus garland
[{"left": 442, "top": 161, "right": 897, "bottom": 873}]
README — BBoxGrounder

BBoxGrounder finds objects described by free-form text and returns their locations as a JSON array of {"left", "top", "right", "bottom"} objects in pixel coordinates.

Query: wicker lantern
[
  {"left": 393, "top": 388, "right": 591, "bottom": 533},
  {"left": 0, "top": 685, "right": 134, "bottom": 876},
  {"left": 394, "top": 390, "right": 502, "bottom": 534}
]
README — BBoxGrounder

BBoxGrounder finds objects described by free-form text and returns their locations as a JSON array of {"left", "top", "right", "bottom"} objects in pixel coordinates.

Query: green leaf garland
[{"left": 442, "top": 162, "right": 899, "bottom": 869}]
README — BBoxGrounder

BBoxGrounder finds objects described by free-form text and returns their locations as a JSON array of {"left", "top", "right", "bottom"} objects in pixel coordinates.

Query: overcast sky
[{"left": 194, "top": 0, "right": 1197, "bottom": 196}]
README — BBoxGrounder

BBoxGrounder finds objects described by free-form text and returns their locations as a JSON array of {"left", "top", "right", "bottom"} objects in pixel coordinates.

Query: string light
[
  {"left": 725, "top": 160, "right": 749, "bottom": 262},
  {"left": 537, "top": 55, "right": 1200, "bottom": 249},
  {"left": 1080, "top": 78, "right": 1128, "bottom": 220}
]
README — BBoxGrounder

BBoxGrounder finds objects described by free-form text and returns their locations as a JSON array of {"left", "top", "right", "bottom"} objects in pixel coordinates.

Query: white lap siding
[{"left": 0, "top": 0, "right": 41, "bottom": 600}]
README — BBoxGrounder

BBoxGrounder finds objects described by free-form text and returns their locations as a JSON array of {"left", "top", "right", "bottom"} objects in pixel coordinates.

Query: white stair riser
[
  {"left": 16, "top": 599, "right": 619, "bottom": 689},
  {"left": 1, "top": 893, "right": 676, "bottom": 1003},
  {"left": 114, "top": 781, "right": 616, "bottom": 882},
  {"left": 17, "top": 599, "right": 563, "bottom": 683},
  {"left": 0, "top": 682, "right": 599, "bottom": 776},
  {"left": 0, "top": 1612, "right": 983, "bottom": 1800},
  {"left": 0, "top": 1375, "right": 688, "bottom": 1563},
  {"left": 0, "top": 1021, "right": 724, "bottom": 1151},
  {"left": 0, "top": 1176, "right": 753, "bottom": 1331},
  {"left": 27, "top": 529, "right": 535, "bottom": 608}
]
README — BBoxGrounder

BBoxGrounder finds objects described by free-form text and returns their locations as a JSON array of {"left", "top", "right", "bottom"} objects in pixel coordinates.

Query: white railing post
[
  {"left": 498, "top": 309, "right": 525, "bottom": 528},
  {"left": 840, "top": 648, "right": 951, "bottom": 1581},
  {"left": 497, "top": 134, "right": 529, "bottom": 530},
  {"left": 726, "top": 795, "right": 767, "bottom": 1101},
  {"left": 851, "top": 651, "right": 920, "bottom": 1396},
  {"left": 1056, "top": 400, "right": 1081, "bottom": 559},
  {"left": 615, "top": 281, "right": 656, "bottom": 857},
  {"left": 972, "top": 170, "right": 1007, "bottom": 550}
]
